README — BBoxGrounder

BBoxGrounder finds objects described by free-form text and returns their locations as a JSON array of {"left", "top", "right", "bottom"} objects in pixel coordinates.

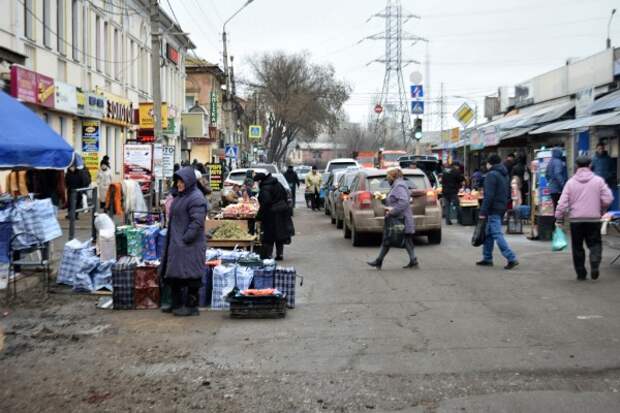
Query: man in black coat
[
  {"left": 441, "top": 163, "right": 464, "bottom": 225},
  {"left": 283, "top": 165, "right": 300, "bottom": 208},
  {"left": 255, "top": 172, "right": 294, "bottom": 260}
]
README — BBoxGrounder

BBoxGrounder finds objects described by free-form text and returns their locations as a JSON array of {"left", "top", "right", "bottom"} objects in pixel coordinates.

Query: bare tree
[{"left": 248, "top": 52, "right": 350, "bottom": 163}]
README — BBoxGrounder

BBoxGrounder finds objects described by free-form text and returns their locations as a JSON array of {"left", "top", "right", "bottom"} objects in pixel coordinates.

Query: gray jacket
[{"left": 386, "top": 178, "right": 415, "bottom": 234}]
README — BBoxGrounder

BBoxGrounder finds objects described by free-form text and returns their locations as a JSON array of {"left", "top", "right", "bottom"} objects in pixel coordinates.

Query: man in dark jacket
[
  {"left": 65, "top": 156, "right": 91, "bottom": 219},
  {"left": 592, "top": 143, "right": 614, "bottom": 188},
  {"left": 255, "top": 172, "right": 293, "bottom": 260},
  {"left": 160, "top": 167, "right": 208, "bottom": 316},
  {"left": 477, "top": 154, "right": 518, "bottom": 270},
  {"left": 284, "top": 165, "right": 300, "bottom": 208},
  {"left": 442, "top": 163, "right": 464, "bottom": 225},
  {"left": 545, "top": 147, "right": 567, "bottom": 210}
]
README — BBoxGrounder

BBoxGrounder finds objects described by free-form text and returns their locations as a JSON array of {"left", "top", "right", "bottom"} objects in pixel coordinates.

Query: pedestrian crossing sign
[
  {"left": 249, "top": 125, "right": 262, "bottom": 140},
  {"left": 411, "top": 100, "right": 424, "bottom": 114},
  {"left": 225, "top": 145, "right": 238, "bottom": 159}
]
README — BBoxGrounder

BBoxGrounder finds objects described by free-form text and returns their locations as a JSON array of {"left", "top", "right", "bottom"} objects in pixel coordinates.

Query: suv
[
  {"left": 325, "top": 158, "right": 359, "bottom": 173},
  {"left": 342, "top": 168, "right": 442, "bottom": 246},
  {"left": 399, "top": 155, "right": 442, "bottom": 190},
  {"left": 332, "top": 169, "right": 359, "bottom": 229}
]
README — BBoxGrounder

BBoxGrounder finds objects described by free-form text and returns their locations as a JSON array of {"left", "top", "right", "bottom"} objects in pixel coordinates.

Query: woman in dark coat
[
  {"left": 160, "top": 166, "right": 208, "bottom": 316},
  {"left": 368, "top": 167, "right": 418, "bottom": 270},
  {"left": 65, "top": 156, "right": 91, "bottom": 219},
  {"left": 254, "top": 172, "right": 293, "bottom": 260}
]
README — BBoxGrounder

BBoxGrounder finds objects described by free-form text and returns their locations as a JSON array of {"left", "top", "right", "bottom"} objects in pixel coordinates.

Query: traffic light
[{"left": 413, "top": 117, "right": 423, "bottom": 140}]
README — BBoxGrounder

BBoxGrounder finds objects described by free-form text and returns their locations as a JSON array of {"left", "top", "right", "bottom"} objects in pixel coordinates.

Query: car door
[{"left": 343, "top": 174, "right": 360, "bottom": 224}]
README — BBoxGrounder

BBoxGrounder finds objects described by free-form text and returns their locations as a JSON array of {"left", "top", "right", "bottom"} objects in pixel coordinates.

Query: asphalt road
[{"left": 2, "top": 200, "right": 620, "bottom": 412}]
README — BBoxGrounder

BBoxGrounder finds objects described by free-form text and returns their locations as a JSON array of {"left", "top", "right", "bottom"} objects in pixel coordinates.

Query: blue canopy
[{"left": 0, "top": 90, "right": 74, "bottom": 169}]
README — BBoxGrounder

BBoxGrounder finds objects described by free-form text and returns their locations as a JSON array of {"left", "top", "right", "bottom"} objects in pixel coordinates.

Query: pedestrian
[
  {"left": 545, "top": 147, "right": 567, "bottom": 210},
  {"left": 243, "top": 169, "right": 255, "bottom": 197},
  {"left": 471, "top": 168, "right": 484, "bottom": 190},
  {"left": 477, "top": 154, "right": 519, "bottom": 270},
  {"left": 284, "top": 165, "right": 300, "bottom": 208},
  {"left": 65, "top": 155, "right": 91, "bottom": 220},
  {"left": 254, "top": 172, "right": 293, "bottom": 261},
  {"left": 441, "top": 163, "right": 464, "bottom": 225},
  {"left": 305, "top": 165, "right": 322, "bottom": 211},
  {"left": 367, "top": 167, "right": 418, "bottom": 270},
  {"left": 96, "top": 156, "right": 113, "bottom": 209},
  {"left": 555, "top": 156, "right": 613, "bottom": 281},
  {"left": 592, "top": 143, "right": 615, "bottom": 188},
  {"left": 159, "top": 166, "right": 208, "bottom": 316}
]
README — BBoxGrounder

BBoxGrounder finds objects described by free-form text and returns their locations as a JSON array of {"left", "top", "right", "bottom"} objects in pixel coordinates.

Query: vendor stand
[{"left": 457, "top": 190, "right": 482, "bottom": 226}]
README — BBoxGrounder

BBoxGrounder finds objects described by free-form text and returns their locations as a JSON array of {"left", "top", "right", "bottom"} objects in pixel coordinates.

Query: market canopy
[
  {"left": 587, "top": 89, "right": 620, "bottom": 114},
  {"left": 0, "top": 90, "right": 74, "bottom": 169},
  {"left": 530, "top": 111, "right": 620, "bottom": 134}
]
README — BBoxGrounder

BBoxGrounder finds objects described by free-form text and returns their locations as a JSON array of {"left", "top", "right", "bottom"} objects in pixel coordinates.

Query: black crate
[{"left": 227, "top": 294, "right": 287, "bottom": 319}]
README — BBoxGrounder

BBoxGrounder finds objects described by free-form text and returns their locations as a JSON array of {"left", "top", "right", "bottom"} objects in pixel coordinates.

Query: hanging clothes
[
  {"left": 106, "top": 182, "right": 124, "bottom": 217},
  {"left": 6, "top": 171, "right": 28, "bottom": 197},
  {"left": 26, "top": 170, "right": 67, "bottom": 207}
]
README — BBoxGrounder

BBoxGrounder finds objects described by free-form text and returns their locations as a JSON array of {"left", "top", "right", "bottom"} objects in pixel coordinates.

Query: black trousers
[
  {"left": 170, "top": 278, "right": 202, "bottom": 309},
  {"left": 261, "top": 240, "right": 284, "bottom": 259},
  {"left": 310, "top": 190, "right": 320, "bottom": 210},
  {"left": 551, "top": 193, "right": 561, "bottom": 210},
  {"left": 376, "top": 234, "right": 416, "bottom": 263},
  {"left": 288, "top": 185, "right": 297, "bottom": 208},
  {"left": 443, "top": 193, "right": 459, "bottom": 224},
  {"left": 569, "top": 222, "right": 602, "bottom": 278}
]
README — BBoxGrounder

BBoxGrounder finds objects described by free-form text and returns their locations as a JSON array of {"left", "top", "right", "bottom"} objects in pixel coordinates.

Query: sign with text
[
  {"left": 83, "top": 152, "right": 99, "bottom": 182},
  {"left": 154, "top": 144, "right": 175, "bottom": 179},
  {"left": 124, "top": 144, "right": 153, "bottom": 193},
  {"left": 206, "top": 162, "right": 223, "bottom": 191},
  {"left": 209, "top": 92, "right": 218, "bottom": 125},
  {"left": 138, "top": 102, "right": 169, "bottom": 129},
  {"left": 81, "top": 120, "right": 100, "bottom": 152}
]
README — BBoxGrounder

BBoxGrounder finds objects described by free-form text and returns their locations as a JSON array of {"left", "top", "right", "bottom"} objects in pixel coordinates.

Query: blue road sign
[
  {"left": 225, "top": 145, "right": 238, "bottom": 159},
  {"left": 411, "top": 100, "right": 424, "bottom": 114},
  {"left": 410, "top": 85, "right": 424, "bottom": 98}
]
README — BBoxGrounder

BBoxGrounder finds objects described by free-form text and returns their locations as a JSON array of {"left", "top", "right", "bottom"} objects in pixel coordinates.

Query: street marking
[{"left": 577, "top": 315, "right": 603, "bottom": 320}]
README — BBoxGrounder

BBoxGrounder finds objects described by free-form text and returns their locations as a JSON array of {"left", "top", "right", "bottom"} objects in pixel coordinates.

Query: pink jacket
[{"left": 555, "top": 168, "right": 613, "bottom": 222}]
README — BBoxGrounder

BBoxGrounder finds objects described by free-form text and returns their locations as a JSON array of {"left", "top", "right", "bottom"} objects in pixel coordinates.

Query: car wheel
[
  {"left": 351, "top": 224, "right": 364, "bottom": 247},
  {"left": 336, "top": 216, "right": 343, "bottom": 229},
  {"left": 344, "top": 219, "right": 352, "bottom": 239},
  {"left": 428, "top": 229, "right": 442, "bottom": 245}
]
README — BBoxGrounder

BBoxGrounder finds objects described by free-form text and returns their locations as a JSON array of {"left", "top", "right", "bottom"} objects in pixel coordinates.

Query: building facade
[{"left": 0, "top": 0, "right": 192, "bottom": 180}]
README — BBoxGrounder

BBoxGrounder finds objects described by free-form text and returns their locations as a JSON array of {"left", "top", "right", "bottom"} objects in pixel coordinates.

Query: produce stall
[
  {"left": 457, "top": 190, "right": 482, "bottom": 226},
  {"left": 206, "top": 220, "right": 257, "bottom": 251}
]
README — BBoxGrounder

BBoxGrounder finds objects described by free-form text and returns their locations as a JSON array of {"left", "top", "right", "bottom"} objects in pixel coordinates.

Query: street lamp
[
  {"left": 607, "top": 8, "right": 617, "bottom": 49},
  {"left": 452, "top": 95, "right": 479, "bottom": 175}
]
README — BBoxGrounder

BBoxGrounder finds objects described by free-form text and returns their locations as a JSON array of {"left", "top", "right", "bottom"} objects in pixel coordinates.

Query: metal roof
[
  {"left": 587, "top": 89, "right": 620, "bottom": 114},
  {"left": 530, "top": 111, "right": 620, "bottom": 134}
]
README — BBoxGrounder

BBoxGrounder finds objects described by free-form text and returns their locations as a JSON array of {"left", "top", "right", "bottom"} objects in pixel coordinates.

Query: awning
[
  {"left": 0, "top": 90, "right": 74, "bottom": 169},
  {"left": 587, "top": 89, "right": 620, "bottom": 114},
  {"left": 530, "top": 111, "right": 620, "bottom": 134},
  {"left": 504, "top": 101, "right": 574, "bottom": 129},
  {"left": 500, "top": 127, "right": 537, "bottom": 140}
]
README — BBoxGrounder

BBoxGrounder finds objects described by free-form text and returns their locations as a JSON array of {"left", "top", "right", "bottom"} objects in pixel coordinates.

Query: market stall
[{"left": 457, "top": 190, "right": 482, "bottom": 226}]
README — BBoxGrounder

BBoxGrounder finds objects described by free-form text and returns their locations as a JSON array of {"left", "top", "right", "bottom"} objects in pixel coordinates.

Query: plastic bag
[
  {"left": 471, "top": 218, "right": 487, "bottom": 247},
  {"left": 383, "top": 216, "right": 405, "bottom": 248},
  {"left": 552, "top": 227, "right": 568, "bottom": 251},
  {"left": 57, "top": 239, "right": 92, "bottom": 286},
  {"left": 94, "top": 213, "right": 115, "bottom": 233},
  {"left": 98, "top": 229, "right": 116, "bottom": 262},
  {"left": 72, "top": 248, "right": 100, "bottom": 293},
  {"left": 92, "top": 259, "right": 115, "bottom": 291},
  {"left": 212, "top": 265, "right": 237, "bottom": 310}
]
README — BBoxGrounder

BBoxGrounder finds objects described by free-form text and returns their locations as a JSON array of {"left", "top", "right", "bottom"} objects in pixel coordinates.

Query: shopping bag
[
  {"left": 471, "top": 218, "right": 487, "bottom": 247},
  {"left": 552, "top": 227, "right": 568, "bottom": 251},
  {"left": 383, "top": 216, "right": 405, "bottom": 248}
]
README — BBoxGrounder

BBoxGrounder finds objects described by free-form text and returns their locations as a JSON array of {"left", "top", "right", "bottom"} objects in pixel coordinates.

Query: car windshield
[
  {"left": 328, "top": 162, "right": 357, "bottom": 172},
  {"left": 366, "top": 174, "right": 427, "bottom": 192},
  {"left": 227, "top": 172, "right": 248, "bottom": 183},
  {"left": 383, "top": 153, "right": 405, "bottom": 162}
]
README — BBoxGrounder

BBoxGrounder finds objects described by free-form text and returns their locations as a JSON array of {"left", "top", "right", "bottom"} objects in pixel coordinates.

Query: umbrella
[{"left": 0, "top": 90, "right": 74, "bottom": 169}]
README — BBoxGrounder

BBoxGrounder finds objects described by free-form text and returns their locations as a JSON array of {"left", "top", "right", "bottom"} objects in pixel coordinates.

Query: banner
[
  {"left": 124, "top": 144, "right": 153, "bottom": 193},
  {"left": 162, "top": 145, "right": 175, "bottom": 178},
  {"left": 206, "top": 162, "right": 223, "bottom": 191},
  {"left": 138, "top": 102, "right": 169, "bottom": 129},
  {"left": 83, "top": 153, "right": 99, "bottom": 182},
  {"left": 82, "top": 120, "right": 100, "bottom": 152}
]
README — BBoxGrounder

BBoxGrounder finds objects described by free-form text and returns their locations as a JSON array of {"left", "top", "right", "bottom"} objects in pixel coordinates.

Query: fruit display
[
  {"left": 211, "top": 221, "right": 255, "bottom": 241},
  {"left": 222, "top": 199, "right": 259, "bottom": 218}
]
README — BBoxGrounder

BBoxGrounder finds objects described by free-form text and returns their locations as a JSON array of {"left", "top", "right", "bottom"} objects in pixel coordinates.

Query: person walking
[
  {"left": 65, "top": 156, "right": 91, "bottom": 220},
  {"left": 160, "top": 167, "right": 208, "bottom": 316},
  {"left": 254, "top": 172, "right": 293, "bottom": 260},
  {"left": 477, "top": 154, "right": 519, "bottom": 270},
  {"left": 305, "top": 166, "right": 322, "bottom": 211},
  {"left": 368, "top": 168, "right": 418, "bottom": 270},
  {"left": 555, "top": 156, "right": 613, "bottom": 281},
  {"left": 284, "top": 165, "right": 300, "bottom": 208},
  {"left": 96, "top": 156, "right": 113, "bottom": 209},
  {"left": 442, "top": 163, "right": 464, "bottom": 225},
  {"left": 545, "top": 148, "right": 567, "bottom": 210}
]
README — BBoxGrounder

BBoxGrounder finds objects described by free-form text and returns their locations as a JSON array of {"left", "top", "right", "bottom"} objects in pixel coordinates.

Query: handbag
[
  {"left": 383, "top": 216, "right": 405, "bottom": 248},
  {"left": 471, "top": 217, "right": 487, "bottom": 247},
  {"left": 271, "top": 199, "right": 290, "bottom": 213}
]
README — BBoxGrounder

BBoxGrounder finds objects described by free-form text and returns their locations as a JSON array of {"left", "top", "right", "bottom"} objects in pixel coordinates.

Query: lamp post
[
  {"left": 607, "top": 8, "right": 617, "bottom": 49},
  {"left": 222, "top": 0, "right": 255, "bottom": 147},
  {"left": 452, "top": 95, "right": 478, "bottom": 176}
]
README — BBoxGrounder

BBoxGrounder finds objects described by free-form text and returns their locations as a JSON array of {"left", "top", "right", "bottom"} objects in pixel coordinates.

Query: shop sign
[
  {"left": 450, "top": 127, "right": 460, "bottom": 143},
  {"left": 209, "top": 92, "right": 218, "bottom": 125},
  {"left": 124, "top": 144, "right": 153, "bottom": 192},
  {"left": 138, "top": 102, "right": 169, "bottom": 129},
  {"left": 163, "top": 117, "right": 177, "bottom": 135},
  {"left": 482, "top": 126, "right": 499, "bottom": 147},
  {"left": 469, "top": 129, "right": 484, "bottom": 150},
  {"left": 206, "top": 162, "right": 223, "bottom": 191},
  {"left": 10, "top": 66, "right": 37, "bottom": 103},
  {"left": 83, "top": 152, "right": 99, "bottom": 182},
  {"left": 79, "top": 92, "right": 105, "bottom": 119},
  {"left": 166, "top": 44, "right": 179, "bottom": 65},
  {"left": 37, "top": 73, "right": 55, "bottom": 108},
  {"left": 81, "top": 120, "right": 100, "bottom": 152},
  {"left": 54, "top": 81, "right": 78, "bottom": 114},
  {"left": 100, "top": 90, "right": 133, "bottom": 126},
  {"left": 153, "top": 144, "right": 175, "bottom": 179},
  {"left": 76, "top": 91, "right": 86, "bottom": 116},
  {"left": 137, "top": 129, "right": 155, "bottom": 143}
]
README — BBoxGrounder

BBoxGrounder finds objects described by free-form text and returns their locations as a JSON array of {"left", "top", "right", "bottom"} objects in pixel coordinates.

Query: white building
[{"left": 0, "top": 0, "right": 193, "bottom": 180}]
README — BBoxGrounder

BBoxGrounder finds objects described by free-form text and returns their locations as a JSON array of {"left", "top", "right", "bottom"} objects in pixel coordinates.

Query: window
[
  {"left": 43, "top": 0, "right": 51, "bottom": 47},
  {"left": 95, "top": 15, "right": 101, "bottom": 71},
  {"left": 71, "top": 0, "right": 79, "bottom": 60},
  {"left": 57, "top": 0, "right": 66, "bottom": 54},
  {"left": 57, "top": 59, "right": 66, "bottom": 81},
  {"left": 83, "top": 4, "right": 89, "bottom": 66},
  {"left": 24, "top": 0, "right": 34, "bottom": 40},
  {"left": 113, "top": 28, "right": 119, "bottom": 79},
  {"left": 104, "top": 22, "right": 110, "bottom": 75},
  {"left": 129, "top": 40, "right": 135, "bottom": 86},
  {"left": 185, "top": 95, "right": 195, "bottom": 110},
  {"left": 24, "top": 44, "right": 35, "bottom": 69}
]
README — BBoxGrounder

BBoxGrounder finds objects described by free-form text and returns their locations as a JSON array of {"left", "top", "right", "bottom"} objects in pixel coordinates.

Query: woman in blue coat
[
  {"left": 160, "top": 167, "right": 208, "bottom": 316},
  {"left": 368, "top": 168, "right": 418, "bottom": 270}
]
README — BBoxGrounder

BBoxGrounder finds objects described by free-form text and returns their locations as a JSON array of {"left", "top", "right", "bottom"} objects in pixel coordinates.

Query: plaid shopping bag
[
  {"left": 112, "top": 256, "right": 138, "bottom": 310},
  {"left": 274, "top": 267, "right": 298, "bottom": 309},
  {"left": 135, "top": 265, "right": 159, "bottom": 288},
  {"left": 135, "top": 287, "right": 160, "bottom": 309},
  {"left": 57, "top": 239, "right": 92, "bottom": 286}
]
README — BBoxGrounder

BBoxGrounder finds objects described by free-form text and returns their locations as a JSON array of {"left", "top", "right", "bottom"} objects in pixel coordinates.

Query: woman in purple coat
[
  {"left": 368, "top": 168, "right": 418, "bottom": 270},
  {"left": 160, "top": 167, "right": 208, "bottom": 316}
]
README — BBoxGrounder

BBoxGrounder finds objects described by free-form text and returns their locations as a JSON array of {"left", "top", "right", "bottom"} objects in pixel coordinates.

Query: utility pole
[
  {"left": 440, "top": 82, "right": 445, "bottom": 145},
  {"left": 150, "top": 0, "right": 163, "bottom": 143}
]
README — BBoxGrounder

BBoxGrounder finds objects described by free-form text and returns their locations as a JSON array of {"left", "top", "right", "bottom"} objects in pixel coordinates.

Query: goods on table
[
  {"left": 211, "top": 221, "right": 255, "bottom": 241},
  {"left": 222, "top": 200, "right": 259, "bottom": 219}
]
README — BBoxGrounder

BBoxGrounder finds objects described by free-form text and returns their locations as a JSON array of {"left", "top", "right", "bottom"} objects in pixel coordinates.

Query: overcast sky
[{"left": 168, "top": 0, "right": 619, "bottom": 130}]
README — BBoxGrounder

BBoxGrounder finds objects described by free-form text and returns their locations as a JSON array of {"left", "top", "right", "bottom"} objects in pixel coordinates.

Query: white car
[
  {"left": 223, "top": 168, "right": 292, "bottom": 204},
  {"left": 325, "top": 158, "right": 359, "bottom": 173}
]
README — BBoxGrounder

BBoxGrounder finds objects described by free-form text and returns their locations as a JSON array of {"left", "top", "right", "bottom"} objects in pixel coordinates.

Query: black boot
[
  {"left": 367, "top": 259, "right": 383, "bottom": 270},
  {"left": 403, "top": 259, "right": 419, "bottom": 269}
]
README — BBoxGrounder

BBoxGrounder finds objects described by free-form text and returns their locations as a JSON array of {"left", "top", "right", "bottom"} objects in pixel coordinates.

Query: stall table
[{"left": 206, "top": 219, "right": 258, "bottom": 251}]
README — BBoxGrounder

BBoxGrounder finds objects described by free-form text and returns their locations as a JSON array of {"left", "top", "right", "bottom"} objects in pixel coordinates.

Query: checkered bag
[
  {"left": 0, "top": 221, "right": 12, "bottom": 264},
  {"left": 211, "top": 265, "right": 237, "bottom": 310},
  {"left": 92, "top": 259, "right": 115, "bottom": 291},
  {"left": 199, "top": 266, "right": 214, "bottom": 307},
  {"left": 112, "top": 256, "right": 138, "bottom": 310},
  {"left": 252, "top": 266, "right": 275, "bottom": 289},
  {"left": 134, "top": 287, "right": 160, "bottom": 309},
  {"left": 72, "top": 248, "right": 100, "bottom": 293},
  {"left": 135, "top": 265, "right": 159, "bottom": 288},
  {"left": 57, "top": 239, "right": 92, "bottom": 286},
  {"left": 274, "top": 267, "right": 301, "bottom": 309},
  {"left": 12, "top": 199, "right": 61, "bottom": 248}
]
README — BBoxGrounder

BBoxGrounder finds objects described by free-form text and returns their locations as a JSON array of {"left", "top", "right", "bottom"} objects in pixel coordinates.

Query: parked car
[
  {"left": 294, "top": 165, "right": 312, "bottom": 182},
  {"left": 332, "top": 169, "right": 359, "bottom": 229},
  {"left": 325, "top": 169, "right": 349, "bottom": 219},
  {"left": 223, "top": 168, "right": 291, "bottom": 205},
  {"left": 399, "top": 155, "right": 442, "bottom": 192},
  {"left": 325, "top": 158, "right": 359, "bottom": 173},
  {"left": 251, "top": 163, "right": 280, "bottom": 175},
  {"left": 342, "top": 168, "right": 442, "bottom": 246}
]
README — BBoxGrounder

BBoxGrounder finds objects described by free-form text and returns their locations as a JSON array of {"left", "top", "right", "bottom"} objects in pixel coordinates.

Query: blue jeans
[{"left": 483, "top": 215, "right": 517, "bottom": 262}]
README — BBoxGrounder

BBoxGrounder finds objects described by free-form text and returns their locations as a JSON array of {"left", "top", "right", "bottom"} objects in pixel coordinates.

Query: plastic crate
[{"left": 227, "top": 293, "right": 287, "bottom": 319}]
